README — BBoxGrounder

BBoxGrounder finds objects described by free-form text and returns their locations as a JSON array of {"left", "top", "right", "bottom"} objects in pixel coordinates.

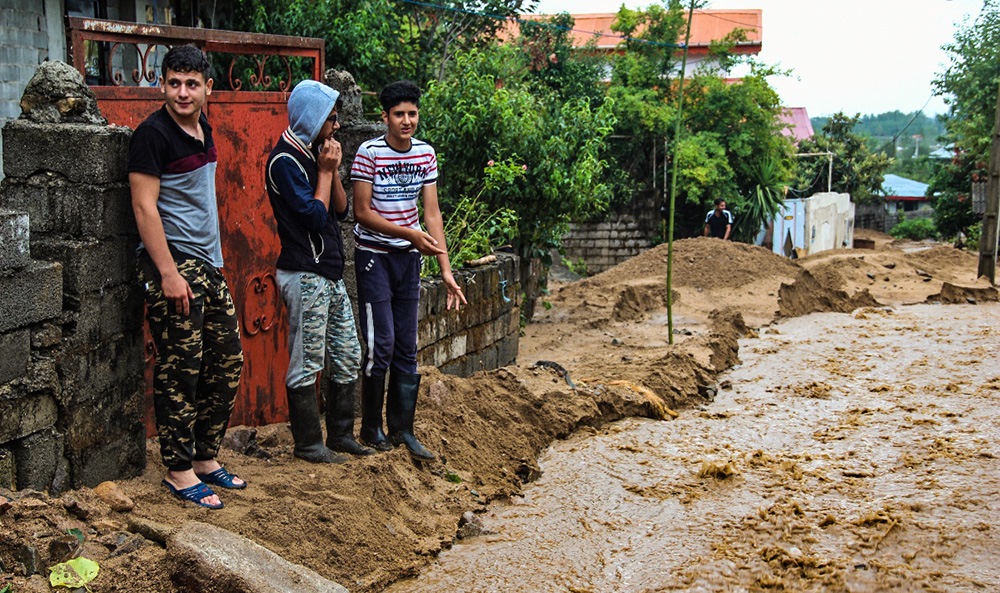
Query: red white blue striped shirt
[{"left": 351, "top": 135, "right": 437, "bottom": 252}]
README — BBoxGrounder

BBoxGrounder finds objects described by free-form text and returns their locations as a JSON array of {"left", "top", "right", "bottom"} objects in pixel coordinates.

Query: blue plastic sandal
[
  {"left": 195, "top": 467, "right": 247, "bottom": 490},
  {"left": 162, "top": 479, "right": 224, "bottom": 509}
]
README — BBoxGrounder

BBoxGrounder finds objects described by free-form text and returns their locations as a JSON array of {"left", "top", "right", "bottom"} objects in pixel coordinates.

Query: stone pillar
[{"left": 0, "top": 61, "right": 145, "bottom": 491}]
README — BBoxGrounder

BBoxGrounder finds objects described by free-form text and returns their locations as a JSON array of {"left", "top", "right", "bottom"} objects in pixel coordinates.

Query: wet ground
[{"left": 387, "top": 303, "right": 1000, "bottom": 592}]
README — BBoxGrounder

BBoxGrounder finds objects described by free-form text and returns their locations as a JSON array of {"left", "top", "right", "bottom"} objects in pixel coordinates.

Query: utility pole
[{"left": 979, "top": 83, "right": 1000, "bottom": 284}]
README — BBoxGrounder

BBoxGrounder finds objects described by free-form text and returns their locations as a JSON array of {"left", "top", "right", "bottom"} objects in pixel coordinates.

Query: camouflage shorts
[
  {"left": 138, "top": 254, "right": 244, "bottom": 471},
  {"left": 276, "top": 270, "right": 361, "bottom": 388}
]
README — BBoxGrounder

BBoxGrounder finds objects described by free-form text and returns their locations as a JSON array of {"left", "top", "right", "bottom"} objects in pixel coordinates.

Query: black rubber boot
[
  {"left": 286, "top": 384, "right": 348, "bottom": 463},
  {"left": 386, "top": 370, "right": 436, "bottom": 461},
  {"left": 359, "top": 373, "right": 392, "bottom": 452},
  {"left": 325, "top": 380, "right": 375, "bottom": 456}
]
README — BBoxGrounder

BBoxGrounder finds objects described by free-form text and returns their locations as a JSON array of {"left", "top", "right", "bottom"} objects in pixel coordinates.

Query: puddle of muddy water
[{"left": 386, "top": 304, "right": 1000, "bottom": 593}]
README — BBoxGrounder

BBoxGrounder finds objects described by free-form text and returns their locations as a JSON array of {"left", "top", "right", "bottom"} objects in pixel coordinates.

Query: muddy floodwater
[{"left": 387, "top": 303, "right": 1000, "bottom": 592}]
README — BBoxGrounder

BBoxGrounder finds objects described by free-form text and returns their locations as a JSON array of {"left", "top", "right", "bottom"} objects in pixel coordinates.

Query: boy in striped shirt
[{"left": 351, "top": 80, "right": 465, "bottom": 461}]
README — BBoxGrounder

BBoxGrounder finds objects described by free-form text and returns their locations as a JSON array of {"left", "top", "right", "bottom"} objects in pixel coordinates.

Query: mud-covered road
[{"left": 389, "top": 303, "right": 1000, "bottom": 592}]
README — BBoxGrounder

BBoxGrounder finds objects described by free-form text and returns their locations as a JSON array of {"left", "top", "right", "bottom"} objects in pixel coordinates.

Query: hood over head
[{"left": 287, "top": 80, "right": 339, "bottom": 145}]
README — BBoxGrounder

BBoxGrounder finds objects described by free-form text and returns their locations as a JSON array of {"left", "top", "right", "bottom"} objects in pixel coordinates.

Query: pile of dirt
[
  {"left": 545, "top": 238, "right": 802, "bottom": 327},
  {"left": 798, "top": 237, "right": 987, "bottom": 306},
  {"left": 776, "top": 270, "right": 883, "bottom": 318}
]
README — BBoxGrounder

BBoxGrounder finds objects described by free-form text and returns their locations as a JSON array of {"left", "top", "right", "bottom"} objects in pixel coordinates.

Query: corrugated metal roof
[
  {"left": 514, "top": 9, "right": 762, "bottom": 53},
  {"left": 883, "top": 174, "right": 930, "bottom": 200}
]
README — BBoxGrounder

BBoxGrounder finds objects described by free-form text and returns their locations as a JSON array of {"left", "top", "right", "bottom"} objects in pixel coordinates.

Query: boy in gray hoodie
[{"left": 265, "top": 80, "right": 373, "bottom": 462}]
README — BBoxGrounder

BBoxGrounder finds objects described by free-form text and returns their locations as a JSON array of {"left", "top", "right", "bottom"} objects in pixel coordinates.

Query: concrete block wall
[
  {"left": 560, "top": 190, "right": 660, "bottom": 275},
  {"left": 0, "top": 0, "right": 57, "bottom": 181},
  {"left": 417, "top": 253, "right": 520, "bottom": 377},
  {"left": 0, "top": 118, "right": 145, "bottom": 492}
]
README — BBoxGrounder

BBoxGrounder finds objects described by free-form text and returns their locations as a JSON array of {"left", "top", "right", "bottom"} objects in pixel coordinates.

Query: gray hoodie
[{"left": 287, "top": 80, "right": 339, "bottom": 146}]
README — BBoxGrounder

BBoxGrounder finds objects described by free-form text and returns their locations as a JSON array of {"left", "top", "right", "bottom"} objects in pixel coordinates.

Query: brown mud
[{"left": 0, "top": 229, "right": 994, "bottom": 592}]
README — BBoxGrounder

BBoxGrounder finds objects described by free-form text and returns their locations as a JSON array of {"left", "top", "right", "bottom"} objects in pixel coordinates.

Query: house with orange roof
[{"left": 514, "top": 9, "right": 762, "bottom": 74}]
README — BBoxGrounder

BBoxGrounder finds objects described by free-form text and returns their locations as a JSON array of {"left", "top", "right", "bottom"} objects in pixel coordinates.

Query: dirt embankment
[{"left": 0, "top": 231, "right": 994, "bottom": 593}]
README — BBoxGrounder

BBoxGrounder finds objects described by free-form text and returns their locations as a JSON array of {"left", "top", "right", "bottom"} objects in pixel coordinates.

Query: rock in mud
[
  {"left": 93, "top": 481, "right": 135, "bottom": 512},
  {"left": 168, "top": 521, "right": 350, "bottom": 593}
]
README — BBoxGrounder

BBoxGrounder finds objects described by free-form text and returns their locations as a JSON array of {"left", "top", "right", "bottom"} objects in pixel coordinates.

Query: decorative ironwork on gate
[{"left": 68, "top": 17, "right": 324, "bottom": 92}]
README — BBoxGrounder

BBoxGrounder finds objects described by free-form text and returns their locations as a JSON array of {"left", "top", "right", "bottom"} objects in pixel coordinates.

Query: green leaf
[
  {"left": 1, "top": 584, "right": 12, "bottom": 593},
  {"left": 48, "top": 557, "right": 100, "bottom": 589},
  {"left": 66, "top": 527, "right": 84, "bottom": 543}
]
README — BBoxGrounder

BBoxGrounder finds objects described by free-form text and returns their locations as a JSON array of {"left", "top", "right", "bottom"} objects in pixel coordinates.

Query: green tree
[
  {"left": 795, "top": 112, "right": 891, "bottom": 204},
  {"left": 517, "top": 13, "right": 606, "bottom": 106},
  {"left": 680, "top": 65, "right": 794, "bottom": 236},
  {"left": 228, "top": 0, "right": 533, "bottom": 90},
  {"left": 420, "top": 46, "right": 615, "bottom": 261},
  {"left": 930, "top": 1, "right": 1000, "bottom": 238}
]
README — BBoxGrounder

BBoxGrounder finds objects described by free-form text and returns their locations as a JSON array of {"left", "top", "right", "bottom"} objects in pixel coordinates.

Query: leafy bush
[
  {"left": 422, "top": 160, "right": 520, "bottom": 278},
  {"left": 421, "top": 46, "right": 615, "bottom": 261},
  {"left": 564, "top": 257, "right": 589, "bottom": 277},
  {"left": 889, "top": 217, "right": 937, "bottom": 240}
]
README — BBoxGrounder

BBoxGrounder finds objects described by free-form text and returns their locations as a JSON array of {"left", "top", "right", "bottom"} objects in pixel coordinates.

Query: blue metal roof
[{"left": 882, "top": 174, "right": 929, "bottom": 199}]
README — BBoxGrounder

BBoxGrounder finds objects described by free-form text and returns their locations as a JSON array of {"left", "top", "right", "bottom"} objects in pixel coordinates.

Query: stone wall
[
  {"left": 560, "top": 190, "right": 660, "bottom": 275},
  {"left": 418, "top": 254, "right": 520, "bottom": 376},
  {"left": 0, "top": 0, "right": 66, "bottom": 181},
  {"left": 0, "top": 62, "right": 145, "bottom": 492}
]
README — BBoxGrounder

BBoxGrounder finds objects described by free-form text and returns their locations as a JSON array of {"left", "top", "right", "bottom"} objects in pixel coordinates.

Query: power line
[{"left": 874, "top": 94, "right": 935, "bottom": 155}]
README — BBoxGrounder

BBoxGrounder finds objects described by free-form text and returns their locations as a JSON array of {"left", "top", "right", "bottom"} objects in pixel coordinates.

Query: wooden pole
[
  {"left": 665, "top": 0, "right": 696, "bottom": 345},
  {"left": 978, "top": 82, "right": 1000, "bottom": 284}
]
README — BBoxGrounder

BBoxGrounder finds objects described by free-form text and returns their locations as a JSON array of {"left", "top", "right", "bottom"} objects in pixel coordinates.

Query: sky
[{"left": 529, "top": 0, "right": 983, "bottom": 118}]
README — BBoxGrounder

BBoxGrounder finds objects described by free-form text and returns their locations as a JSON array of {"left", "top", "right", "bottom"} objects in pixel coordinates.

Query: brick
[
  {"left": 0, "top": 208, "right": 30, "bottom": 271},
  {"left": 63, "top": 283, "right": 143, "bottom": 347},
  {"left": 67, "top": 433, "right": 146, "bottom": 489},
  {"left": 3, "top": 120, "right": 131, "bottom": 184},
  {"left": 31, "top": 236, "right": 136, "bottom": 296},
  {"left": 12, "top": 427, "right": 64, "bottom": 491},
  {"left": 64, "top": 386, "right": 145, "bottom": 488},
  {"left": 0, "top": 259, "right": 62, "bottom": 332},
  {"left": 0, "top": 447, "right": 14, "bottom": 490},
  {"left": 0, "top": 174, "right": 135, "bottom": 238},
  {"left": 0, "top": 328, "right": 29, "bottom": 383},
  {"left": 0, "top": 391, "right": 58, "bottom": 443},
  {"left": 63, "top": 383, "right": 144, "bottom": 451},
  {"left": 61, "top": 332, "right": 144, "bottom": 405}
]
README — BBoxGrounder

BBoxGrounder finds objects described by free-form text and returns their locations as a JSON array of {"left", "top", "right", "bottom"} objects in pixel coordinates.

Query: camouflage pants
[
  {"left": 276, "top": 271, "right": 361, "bottom": 388},
  {"left": 139, "top": 255, "right": 243, "bottom": 471}
]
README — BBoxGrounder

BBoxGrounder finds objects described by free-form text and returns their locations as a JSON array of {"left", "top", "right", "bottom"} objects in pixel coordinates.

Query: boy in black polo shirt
[{"left": 128, "top": 45, "right": 244, "bottom": 509}]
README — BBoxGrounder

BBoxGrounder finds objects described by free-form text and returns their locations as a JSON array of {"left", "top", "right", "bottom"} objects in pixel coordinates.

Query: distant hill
[
  {"left": 810, "top": 111, "right": 947, "bottom": 184},
  {"left": 811, "top": 111, "right": 945, "bottom": 152}
]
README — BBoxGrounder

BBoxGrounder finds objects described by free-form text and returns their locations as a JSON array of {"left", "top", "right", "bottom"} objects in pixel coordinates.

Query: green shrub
[
  {"left": 889, "top": 217, "right": 937, "bottom": 240},
  {"left": 422, "top": 159, "right": 520, "bottom": 278}
]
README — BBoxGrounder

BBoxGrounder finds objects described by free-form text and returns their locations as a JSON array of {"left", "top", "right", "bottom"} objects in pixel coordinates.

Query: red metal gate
[{"left": 69, "top": 18, "right": 324, "bottom": 434}]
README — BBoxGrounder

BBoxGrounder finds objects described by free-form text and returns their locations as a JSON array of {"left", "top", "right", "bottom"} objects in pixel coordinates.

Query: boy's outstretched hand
[
  {"left": 410, "top": 230, "right": 446, "bottom": 256},
  {"left": 443, "top": 274, "right": 467, "bottom": 311}
]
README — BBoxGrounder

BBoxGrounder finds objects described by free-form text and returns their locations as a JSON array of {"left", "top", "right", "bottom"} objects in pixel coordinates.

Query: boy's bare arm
[
  {"left": 422, "top": 184, "right": 466, "bottom": 310},
  {"left": 130, "top": 172, "right": 194, "bottom": 315}
]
